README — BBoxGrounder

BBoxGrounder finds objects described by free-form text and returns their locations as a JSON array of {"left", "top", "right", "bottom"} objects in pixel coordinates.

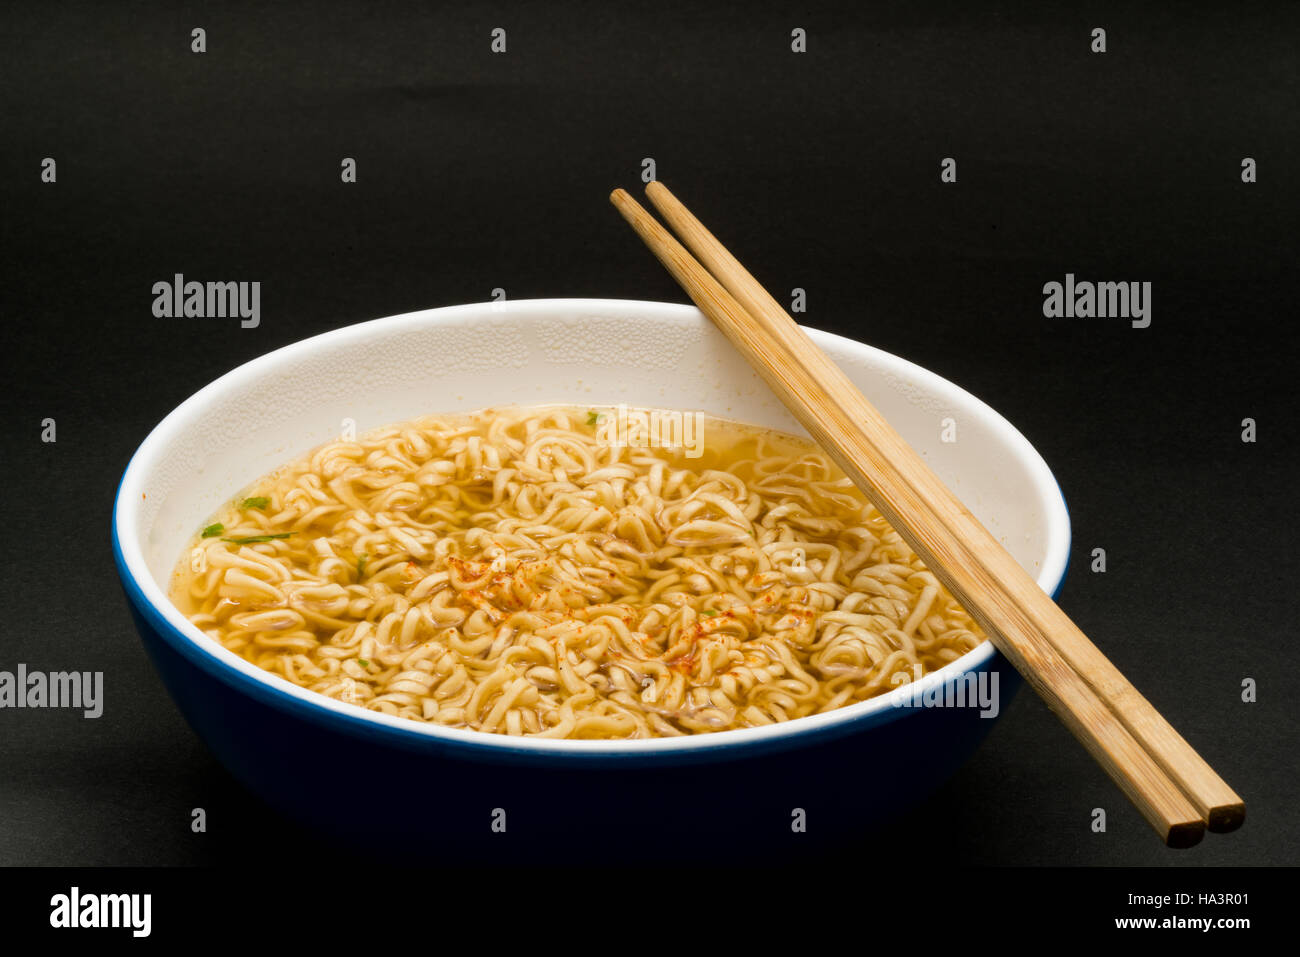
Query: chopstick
[
  {"left": 640, "top": 181, "right": 1246, "bottom": 836},
  {"left": 611, "top": 183, "right": 1244, "bottom": 846}
]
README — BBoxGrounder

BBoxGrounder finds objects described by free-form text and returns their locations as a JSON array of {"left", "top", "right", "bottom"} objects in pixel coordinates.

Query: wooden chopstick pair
[{"left": 610, "top": 181, "right": 1243, "bottom": 847}]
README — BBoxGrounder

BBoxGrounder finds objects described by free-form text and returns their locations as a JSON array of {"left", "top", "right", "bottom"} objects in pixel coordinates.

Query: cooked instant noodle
[{"left": 170, "top": 405, "right": 984, "bottom": 738}]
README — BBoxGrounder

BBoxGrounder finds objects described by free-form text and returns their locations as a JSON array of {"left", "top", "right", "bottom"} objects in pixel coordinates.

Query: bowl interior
[{"left": 116, "top": 298, "right": 1069, "bottom": 750}]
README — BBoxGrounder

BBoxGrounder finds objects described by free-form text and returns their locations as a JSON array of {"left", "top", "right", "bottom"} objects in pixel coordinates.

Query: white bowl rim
[{"left": 113, "top": 297, "right": 1071, "bottom": 758}]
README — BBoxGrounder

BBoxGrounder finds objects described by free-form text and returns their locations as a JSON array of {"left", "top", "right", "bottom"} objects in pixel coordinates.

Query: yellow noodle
[{"left": 170, "top": 405, "right": 985, "bottom": 739}]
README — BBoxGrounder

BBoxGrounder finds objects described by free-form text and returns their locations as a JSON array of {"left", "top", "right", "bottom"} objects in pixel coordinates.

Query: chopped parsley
[
  {"left": 222, "top": 532, "right": 293, "bottom": 544},
  {"left": 356, "top": 553, "right": 368, "bottom": 578},
  {"left": 241, "top": 496, "right": 270, "bottom": 510},
  {"left": 586, "top": 410, "right": 600, "bottom": 426},
  {"left": 201, "top": 523, "right": 224, "bottom": 538},
  {"left": 701, "top": 608, "right": 719, "bottom": 617},
  {"left": 357, "top": 659, "right": 370, "bottom": 668}
]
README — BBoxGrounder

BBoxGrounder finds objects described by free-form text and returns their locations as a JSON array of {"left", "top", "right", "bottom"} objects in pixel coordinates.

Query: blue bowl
[{"left": 113, "top": 300, "right": 1070, "bottom": 852}]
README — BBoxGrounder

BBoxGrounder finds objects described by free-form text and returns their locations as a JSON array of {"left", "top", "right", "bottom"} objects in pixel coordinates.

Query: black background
[{"left": 0, "top": 0, "right": 1296, "bottom": 868}]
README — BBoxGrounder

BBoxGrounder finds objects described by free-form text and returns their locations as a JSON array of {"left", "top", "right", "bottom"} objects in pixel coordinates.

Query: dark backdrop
[{"left": 1, "top": 0, "right": 1296, "bottom": 866}]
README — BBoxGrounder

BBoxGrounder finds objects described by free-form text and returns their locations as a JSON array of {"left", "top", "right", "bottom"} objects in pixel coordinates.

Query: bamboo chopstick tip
[
  {"left": 609, "top": 189, "right": 643, "bottom": 225},
  {"left": 1166, "top": 820, "right": 1206, "bottom": 849},
  {"left": 1207, "top": 802, "right": 1246, "bottom": 834}
]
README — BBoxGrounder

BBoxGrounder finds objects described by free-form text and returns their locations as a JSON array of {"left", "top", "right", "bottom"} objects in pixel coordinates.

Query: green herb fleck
[
  {"left": 701, "top": 608, "right": 719, "bottom": 617},
  {"left": 222, "top": 533, "right": 293, "bottom": 544},
  {"left": 201, "top": 523, "right": 224, "bottom": 538},
  {"left": 356, "top": 553, "right": 368, "bottom": 578},
  {"left": 241, "top": 496, "right": 270, "bottom": 510},
  {"left": 357, "top": 659, "right": 370, "bottom": 668},
  {"left": 586, "top": 410, "right": 600, "bottom": 426}
]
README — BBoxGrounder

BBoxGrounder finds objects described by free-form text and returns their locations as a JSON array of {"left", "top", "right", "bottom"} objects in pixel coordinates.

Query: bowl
[{"left": 113, "top": 298, "right": 1070, "bottom": 853}]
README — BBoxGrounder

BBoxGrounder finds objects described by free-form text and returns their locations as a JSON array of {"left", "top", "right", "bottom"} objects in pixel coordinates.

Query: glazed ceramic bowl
[{"left": 113, "top": 299, "right": 1070, "bottom": 852}]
